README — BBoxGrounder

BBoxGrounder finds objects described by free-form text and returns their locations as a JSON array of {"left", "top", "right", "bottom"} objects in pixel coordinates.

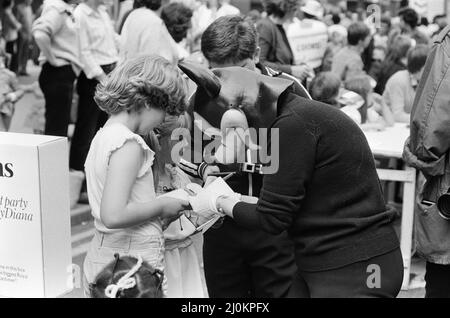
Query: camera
[
  {"left": 421, "top": 190, "right": 450, "bottom": 220},
  {"left": 437, "top": 189, "right": 450, "bottom": 220}
]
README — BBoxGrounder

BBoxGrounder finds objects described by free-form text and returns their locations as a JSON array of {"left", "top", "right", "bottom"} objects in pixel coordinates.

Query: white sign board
[
  {"left": 286, "top": 18, "right": 329, "bottom": 69},
  {"left": 0, "top": 132, "right": 72, "bottom": 298}
]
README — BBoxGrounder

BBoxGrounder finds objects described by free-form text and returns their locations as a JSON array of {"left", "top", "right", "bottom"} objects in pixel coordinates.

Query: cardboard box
[{"left": 0, "top": 132, "right": 72, "bottom": 298}]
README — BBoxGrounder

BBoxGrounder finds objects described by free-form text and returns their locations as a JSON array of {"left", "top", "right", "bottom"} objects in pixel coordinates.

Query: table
[{"left": 364, "top": 123, "right": 416, "bottom": 290}]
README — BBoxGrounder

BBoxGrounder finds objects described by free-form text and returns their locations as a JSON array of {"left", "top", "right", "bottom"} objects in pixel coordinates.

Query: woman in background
[
  {"left": 2, "top": 0, "right": 21, "bottom": 73},
  {"left": 383, "top": 44, "right": 429, "bottom": 123},
  {"left": 161, "top": 1, "right": 193, "bottom": 60},
  {"left": 257, "top": 0, "right": 312, "bottom": 81},
  {"left": 374, "top": 34, "right": 413, "bottom": 94}
]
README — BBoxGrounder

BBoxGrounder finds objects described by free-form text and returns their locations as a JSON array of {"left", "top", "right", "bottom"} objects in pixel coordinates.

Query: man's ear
[{"left": 254, "top": 46, "right": 261, "bottom": 64}]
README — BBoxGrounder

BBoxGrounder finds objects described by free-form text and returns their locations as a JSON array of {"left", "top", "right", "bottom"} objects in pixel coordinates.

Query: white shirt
[
  {"left": 74, "top": 3, "right": 119, "bottom": 79},
  {"left": 32, "top": 0, "right": 82, "bottom": 74},
  {"left": 120, "top": 7, "right": 178, "bottom": 64},
  {"left": 85, "top": 123, "right": 162, "bottom": 235},
  {"left": 216, "top": 3, "right": 240, "bottom": 18},
  {"left": 286, "top": 17, "right": 328, "bottom": 69}
]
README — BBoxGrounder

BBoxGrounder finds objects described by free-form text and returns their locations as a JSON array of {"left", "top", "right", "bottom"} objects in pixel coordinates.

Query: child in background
[
  {"left": 150, "top": 114, "right": 207, "bottom": 298},
  {"left": 321, "top": 25, "right": 347, "bottom": 72},
  {"left": 309, "top": 71, "right": 341, "bottom": 106},
  {"left": 0, "top": 50, "right": 33, "bottom": 131},
  {"left": 90, "top": 254, "right": 164, "bottom": 298},
  {"left": 82, "top": 55, "right": 189, "bottom": 297},
  {"left": 344, "top": 75, "right": 394, "bottom": 131}
]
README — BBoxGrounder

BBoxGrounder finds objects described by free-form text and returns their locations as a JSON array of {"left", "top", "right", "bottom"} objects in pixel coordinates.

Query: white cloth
[
  {"left": 340, "top": 105, "right": 362, "bottom": 124},
  {"left": 328, "top": 24, "right": 347, "bottom": 38},
  {"left": 32, "top": 0, "right": 82, "bottom": 74},
  {"left": 164, "top": 236, "right": 207, "bottom": 298},
  {"left": 120, "top": 7, "right": 178, "bottom": 64},
  {"left": 84, "top": 122, "right": 162, "bottom": 235},
  {"left": 116, "top": 0, "right": 133, "bottom": 30},
  {"left": 191, "top": 4, "right": 216, "bottom": 35},
  {"left": 157, "top": 165, "right": 207, "bottom": 298},
  {"left": 285, "top": 17, "right": 328, "bottom": 68},
  {"left": 74, "top": 3, "right": 119, "bottom": 79},
  {"left": 216, "top": 3, "right": 240, "bottom": 18}
]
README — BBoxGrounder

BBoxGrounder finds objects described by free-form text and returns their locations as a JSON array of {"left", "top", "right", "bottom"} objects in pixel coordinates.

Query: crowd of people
[{"left": 2, "top": 0, "right": 449, "bottom": 298}]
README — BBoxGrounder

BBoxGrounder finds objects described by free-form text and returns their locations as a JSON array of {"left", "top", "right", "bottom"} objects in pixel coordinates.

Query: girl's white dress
[
  {"left": 83, "top": 123, "right": 166, "bottom": 296},
  {"left": 158, "top": 164, "right": 207, "bottom": 298}
]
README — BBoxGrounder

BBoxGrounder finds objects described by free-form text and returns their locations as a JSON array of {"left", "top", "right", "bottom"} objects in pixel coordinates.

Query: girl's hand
[{"left": 158, "top": 197, "right": 190, "bottom": 220}]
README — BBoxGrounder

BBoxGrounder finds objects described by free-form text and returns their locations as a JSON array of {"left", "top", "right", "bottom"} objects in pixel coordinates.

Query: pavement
[{"left": 7, "top": 62, "right": 427, "bottom": 298}]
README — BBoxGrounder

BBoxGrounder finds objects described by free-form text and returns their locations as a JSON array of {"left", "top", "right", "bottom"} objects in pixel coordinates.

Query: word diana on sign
[{"left": 0, "top": 208, "right": 33, "bottom": 221}]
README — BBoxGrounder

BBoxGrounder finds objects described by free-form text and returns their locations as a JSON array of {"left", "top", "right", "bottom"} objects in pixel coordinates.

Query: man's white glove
[{"left": 187, "top": 178, "right": 239, "bottom": 216}]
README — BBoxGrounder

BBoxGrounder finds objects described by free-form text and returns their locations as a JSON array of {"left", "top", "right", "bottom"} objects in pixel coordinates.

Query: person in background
[
  {"left": 432, "top": 14, "right": 447, "bottom": 38},
  {"left": 15, "top": 0, "right": 33, "bottom": 76},
  {"left": 32, "top": 0, "right": 82, "bottom": 137},
  {"left": 331, "top": 22, "right": 371, "bottom": 82},
  {"left": 0, "top": 50, "right": 33, "bottom": 131},
  {"left": 246, "top": 9, "right": 261, "bottom": 26},
  {"left": 2, "top": 0, "right": 21, "bottom": 73},
  {"left": 308, "top": 71, "right": 340, "bottom": 106},
  {"left": 257, "top": 0, "right": 312, "bottom": 82},
  {"left": 374, "top": 34, "right": 412, "bottom": 94},
  {"left": 216, "top": 0, "right": 239, "bottom": 18},
  {"left": 403, "top": 26, "right": 450, "bottom": 299},
  {"left": 69, "top": 0, "right": 120, "bottom": 178},
  {"left": 116, "top": 0, "right": 133, "bottom": 30},
  {"left": 398, "top": 7, "right": 430, "bottom": 45},
  {"left": 160, "top": 1, "right": 193, "bottom": 60},
  {"left": 120, "top": 0, "right": 178, "bottom": 63},
  {"left": 117, "top": 0, "right": 142, "bottom": 34},
  {"left": 374, "top": 16, "right": 391, "bottom": 51},
  {"left": 383, "top": 44, "right": 428, "bottom": 123},
  {"left": 344, "top": 75, "right": 394, "bottom": 131},
  {"left": 321, "top": 14, "right": 346, "bottom": 72},
  {"left": 151, "top": 114, "right": 207, "bottom": 298},
  {"left": 285, "top": 0, "right": 328, "bottom": 73}
]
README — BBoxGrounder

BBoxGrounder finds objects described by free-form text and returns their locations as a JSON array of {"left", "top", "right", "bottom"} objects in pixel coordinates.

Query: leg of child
[{"left": 0, "top": 113, "right": 11, "bottom": 131}]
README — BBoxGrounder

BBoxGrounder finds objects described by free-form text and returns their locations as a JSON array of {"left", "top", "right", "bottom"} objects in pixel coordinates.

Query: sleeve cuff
[
  {"left": 233, "top": 201, "right": 259, "bottom": 230},
  {"left": 84, "top": 65, "right": 104, "bottom": 80}
]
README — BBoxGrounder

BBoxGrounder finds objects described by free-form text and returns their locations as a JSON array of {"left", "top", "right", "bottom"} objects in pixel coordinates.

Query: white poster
[{"left": 0, "top": 133, "right": 72, "bottom": 298}]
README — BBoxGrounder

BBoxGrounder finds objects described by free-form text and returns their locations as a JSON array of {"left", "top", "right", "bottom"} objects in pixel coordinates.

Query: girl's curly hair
[
  {"left": 261, "top": 0, "right": 300, "bottom": 18},
  {"left": 95, "top": 55, "right": 187, "bottom": 116}
]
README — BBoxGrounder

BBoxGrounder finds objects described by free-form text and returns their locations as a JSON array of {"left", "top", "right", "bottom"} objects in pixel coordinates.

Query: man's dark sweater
[{"left": 233, "top": 93, "right": 399, "bottom": 272}]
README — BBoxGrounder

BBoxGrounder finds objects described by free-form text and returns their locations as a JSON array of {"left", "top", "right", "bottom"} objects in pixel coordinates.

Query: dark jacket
[
  {"left": 374, "top": 59, "right": 406, "bottom": 94},
  {"left": 234, "top": 93, "right": 399, "bottom": 271},
  {"left": 257, "top": 17, "right": 294, "bottom": 75},
  {"left": 403, "top": 25, "right": 450, "bottom": 264}
]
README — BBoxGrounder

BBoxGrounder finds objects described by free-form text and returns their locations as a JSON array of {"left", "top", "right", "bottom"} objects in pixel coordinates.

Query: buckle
[
  {"left": 242, "top": 163, "right": 255, "bottom": 173},
  {"left": 241, "top": 163, "right": 263, "bottom": 174}
]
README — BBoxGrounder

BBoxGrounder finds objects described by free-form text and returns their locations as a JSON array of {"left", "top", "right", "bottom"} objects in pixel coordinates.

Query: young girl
[
  {"left": 0, "top": 51, "right": 32, "bottom": 131},
  {"left": 82, "top": 55, "right": 189, "bottom": 297},
  {"left": 150, "top": 114, "right": 207, "bottom": 298}
]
